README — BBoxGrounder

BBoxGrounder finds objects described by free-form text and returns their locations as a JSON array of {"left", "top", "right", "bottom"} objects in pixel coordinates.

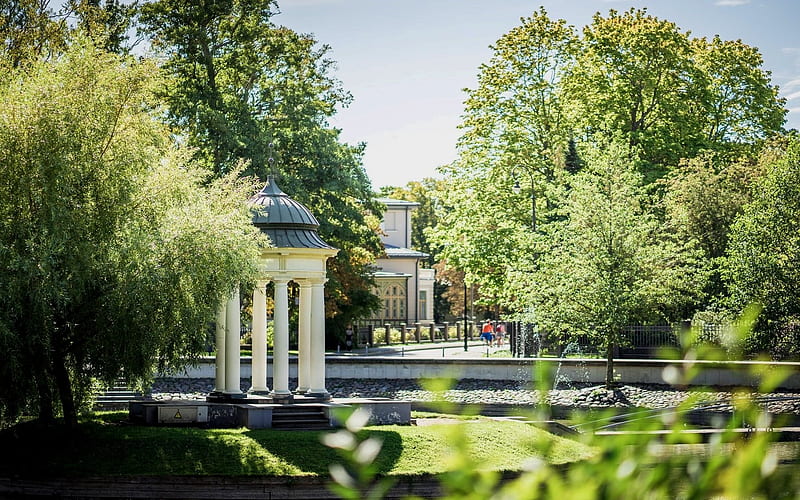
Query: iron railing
[{"left": 350, "top": 321, "right": 733, "bottom": 359}]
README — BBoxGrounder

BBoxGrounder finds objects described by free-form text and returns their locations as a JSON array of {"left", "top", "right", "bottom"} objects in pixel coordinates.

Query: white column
[
  {"left": 249, "top": 281, "right": 269, "bottom": 394},
  {"left": 271, "top": 278, "right": 293, "bottom": 402},
  {"left": 296, "top": 280, "right": 312, "bottom": 394},
  {"left": 307, "top": 278, "right": 330, "bottom": 400},
  {"left": 224, "top": 285, "right": 242, "bottom": 395},
  {"left": 213, "top": 301, "right": 226, "bottom": 394}
]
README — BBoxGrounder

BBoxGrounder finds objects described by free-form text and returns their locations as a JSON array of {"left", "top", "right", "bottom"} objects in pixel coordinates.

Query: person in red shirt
[{"left": 480, "top": 319, "right": 494, "bottom": 346}]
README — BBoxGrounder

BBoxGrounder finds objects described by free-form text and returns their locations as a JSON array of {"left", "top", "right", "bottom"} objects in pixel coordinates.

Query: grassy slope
[{"left": 0, "top": 412, "right": 594, "bottom": 477}]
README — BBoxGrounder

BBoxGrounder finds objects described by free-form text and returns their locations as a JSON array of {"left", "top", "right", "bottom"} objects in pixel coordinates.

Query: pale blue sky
[{"left": 275, "top": 0, "right": 800, "bottom": 188}]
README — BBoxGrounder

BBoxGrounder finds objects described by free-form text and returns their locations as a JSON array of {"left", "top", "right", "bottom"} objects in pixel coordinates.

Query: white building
[{"left": 370, "top": 198, "right": 435, "bottom": 325}]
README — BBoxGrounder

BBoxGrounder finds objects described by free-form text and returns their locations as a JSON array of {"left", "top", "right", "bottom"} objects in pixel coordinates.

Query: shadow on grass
[
  {"left": 0, "top": 414, "right": 403, "bottom": 478},
  {"left": 252, "top": 428, "right": 404, "bottom": 475}
]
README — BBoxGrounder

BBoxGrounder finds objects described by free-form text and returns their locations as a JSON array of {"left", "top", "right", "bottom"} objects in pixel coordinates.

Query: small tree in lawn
[{"left": 533, "top": 140, "right": 704, "bottom": 387}]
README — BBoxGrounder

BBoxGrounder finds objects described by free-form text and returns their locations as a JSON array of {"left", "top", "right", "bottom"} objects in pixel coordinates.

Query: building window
[
  {"left": 378, "top": 281, "right": 406, "bottom": 320},
  {"left": 384, "top": 212, "right": 397, "bottom": 231},
  {"left": 419, "top": 290, "right": 427, "bottom": 320}
]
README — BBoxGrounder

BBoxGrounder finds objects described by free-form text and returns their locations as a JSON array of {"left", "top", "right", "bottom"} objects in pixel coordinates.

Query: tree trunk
[
  {"left": 34, "top": 366, "right": 55, "bottom": 425},
  {"left": 605, "top": 332, "right": 616, "bottom": 389},
  {"left": 52, "top": 349, "right": 77, "bottom": 427}
]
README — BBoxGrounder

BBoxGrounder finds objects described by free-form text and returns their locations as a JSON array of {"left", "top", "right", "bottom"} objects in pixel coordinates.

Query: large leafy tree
[
  {"left": 660, "top": 153, "right": 764, "bottom": 305},
  {"left": 434, "top": 7, "right": 786, "bottom": 323},
  {"left": 65, "top": 0, "right": 140, "bottom": 54},
  {"left": 694, "top": 35, "right": 786, "bottom": 148},
  {"left": 139, "top": 0, "right": 383, "bottom": 338},
  {"left": 565, "top": 8, "right": 706, "bottom": 174},
  {"left": 565, "top": 8, "right": 785, "bottom": 177},
  {"left": 724, "top": 137, "right": 800, "bottom": 358},
  {"left": 0, "top": 42, "right": 263, "bottom": 426},
  {"left": 140, "top": 0, "right": 331, "bottom": 177},
  {"left": 429, "top": 8, "right": 578, "bottom": 312},
  {"left": 427, "top": 161, "right": 526, "bottom": 313},
  {"left": 533, "top": 141, "right": 704, "bottom": 386},
  {"left": 458, "top": 7, "right": 578, "bottom": 191}
]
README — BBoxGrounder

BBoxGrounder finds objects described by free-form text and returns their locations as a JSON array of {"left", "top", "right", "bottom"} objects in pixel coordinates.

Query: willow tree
[{"left": 0, "top": 41, "right": 263, "bottom": 427}]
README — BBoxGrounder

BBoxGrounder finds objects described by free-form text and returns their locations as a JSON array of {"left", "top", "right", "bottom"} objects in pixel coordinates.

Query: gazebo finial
[{"left": 268, "top": 142, "right": 276, "bottom": 178}]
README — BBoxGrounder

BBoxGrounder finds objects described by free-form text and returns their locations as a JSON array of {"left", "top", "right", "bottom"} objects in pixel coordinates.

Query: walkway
[{"left": 332, "top": 340, "right": 511, "bottom": 359}]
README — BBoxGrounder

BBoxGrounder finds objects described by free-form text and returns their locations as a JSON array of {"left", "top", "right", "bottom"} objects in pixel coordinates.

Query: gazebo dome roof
[{"left": 249, "top": 176, "right": 335, "bottom": 250}]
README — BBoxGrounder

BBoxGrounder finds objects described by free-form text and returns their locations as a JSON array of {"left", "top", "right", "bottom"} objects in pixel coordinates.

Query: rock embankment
[{"left": 149, "top": 378, "right": 800, "bottom": 414}]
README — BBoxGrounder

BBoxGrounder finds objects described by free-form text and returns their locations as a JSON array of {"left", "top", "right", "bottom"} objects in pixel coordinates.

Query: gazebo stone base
[
  {"left": 270, "top": 391, "right": 295, "bottom": 404},
  {"left": 304, "top": 390, "right": 332, "bottom": 402},
  {"left": 129, "top": 397, "right": 411, "bottom": 429}
]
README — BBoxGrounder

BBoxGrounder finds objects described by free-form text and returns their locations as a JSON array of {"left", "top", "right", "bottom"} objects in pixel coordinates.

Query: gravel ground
[{"left": 149, "top": 378, "right": 800, "bottom": 414}]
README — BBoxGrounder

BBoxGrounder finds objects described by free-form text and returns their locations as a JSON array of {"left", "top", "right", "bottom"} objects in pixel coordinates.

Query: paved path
[{"left": 333, "top": 340, "right": 512, "bottom": 359}]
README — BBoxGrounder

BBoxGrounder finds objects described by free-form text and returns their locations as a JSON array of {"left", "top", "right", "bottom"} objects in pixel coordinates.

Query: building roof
[
  {"left": 373, "top": 270, "right": 413, "bottom": 279},
  {"left": 383, "top": 244, "right": 429, "bottom": 259},
  {"left": 376, "top": 197, "right": 420, "bottom": 208},
  {"left": 249, "top": 176, "right": 335, "bottom": 250}
]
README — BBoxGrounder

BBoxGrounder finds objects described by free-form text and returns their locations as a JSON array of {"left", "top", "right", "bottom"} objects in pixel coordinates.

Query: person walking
[
  {"left": 494, "top": 322, "right": 506, "bottom": 348},
  {"left": 480, "top": 319, "right": 494, "bottom": 347}
]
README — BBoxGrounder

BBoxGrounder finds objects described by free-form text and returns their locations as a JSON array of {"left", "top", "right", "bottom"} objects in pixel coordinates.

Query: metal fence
[
  {"left": 353, "top": 320, "right": 732, "bottom": 359},
  {"left": 352, "top": 321, "right": 478, "bottom": 349}
]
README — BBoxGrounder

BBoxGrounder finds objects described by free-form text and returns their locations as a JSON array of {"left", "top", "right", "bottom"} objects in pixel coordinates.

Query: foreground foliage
[{"left": 325, "top": 331, "right": 800, "bottom": 499}]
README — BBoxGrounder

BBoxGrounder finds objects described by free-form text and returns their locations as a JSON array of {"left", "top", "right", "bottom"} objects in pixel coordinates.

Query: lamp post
[
  {"left": 463, "top": 279, "right": 468, "bottom": 352},
  {"left": 511, "top": 166, "right": 536, "bottom": 232}
]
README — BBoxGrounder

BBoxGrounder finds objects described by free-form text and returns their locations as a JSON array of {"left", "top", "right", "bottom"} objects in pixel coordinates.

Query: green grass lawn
[{"left": 0, "top": 412, "right": 594, "bottom": 477}]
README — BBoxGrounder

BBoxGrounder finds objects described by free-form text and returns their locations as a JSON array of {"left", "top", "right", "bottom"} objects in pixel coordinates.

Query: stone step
[
  {"left": 94, "top": 379, "right": 143, "bottom": 411},
  {"left": 271, "top": 405, "right": 331, "bottom": 430}
]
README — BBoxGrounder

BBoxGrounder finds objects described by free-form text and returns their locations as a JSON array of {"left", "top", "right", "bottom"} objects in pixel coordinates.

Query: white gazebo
[{"left": 210, "top": 176, "right": 338, "bottom": 403}]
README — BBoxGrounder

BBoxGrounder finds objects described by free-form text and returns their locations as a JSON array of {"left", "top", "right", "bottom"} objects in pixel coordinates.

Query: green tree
[
  {"left": 139, "top": 0, "right": 384, "bottom": 340},
  {"left": 0, "top": 0, "right": 67, "bottom": 71},
  {"left": 694, "top": 35, "right": 786, "bottom": 147},
  {"left": 66, "top": 0, "right": 139, "bottom": 54},
  {"left": 458, "top": 7, "right": 578, "bottom": 189},
  {"left": 565, "top": 8, "right": 785, "bottom": 178},
  {"left": 139, "top": 0, "right": 350, "bottom": 178},
  {"left": 433, "top": 7, "right": 785, "bottom": 326},
  {"left": 565, "top": 8, "right": 706, "bottom": 175},
  {"left": 429, "top": 8, "right": 578, "bottom": 312},
  {"left": 660, "top": 153, "right": 765, "bottom": 306},
  {"left": 724, "top": 136, "right": 800, "bottom": 358},
  {"left": 427, "top": 162, "right": 526, "bottom": 314},
  {"left": 533, "top": 141, "right": 704, "bottom": 386},
  {"left": 0, "top": 41, "right": 263, "bottom": 427}
]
